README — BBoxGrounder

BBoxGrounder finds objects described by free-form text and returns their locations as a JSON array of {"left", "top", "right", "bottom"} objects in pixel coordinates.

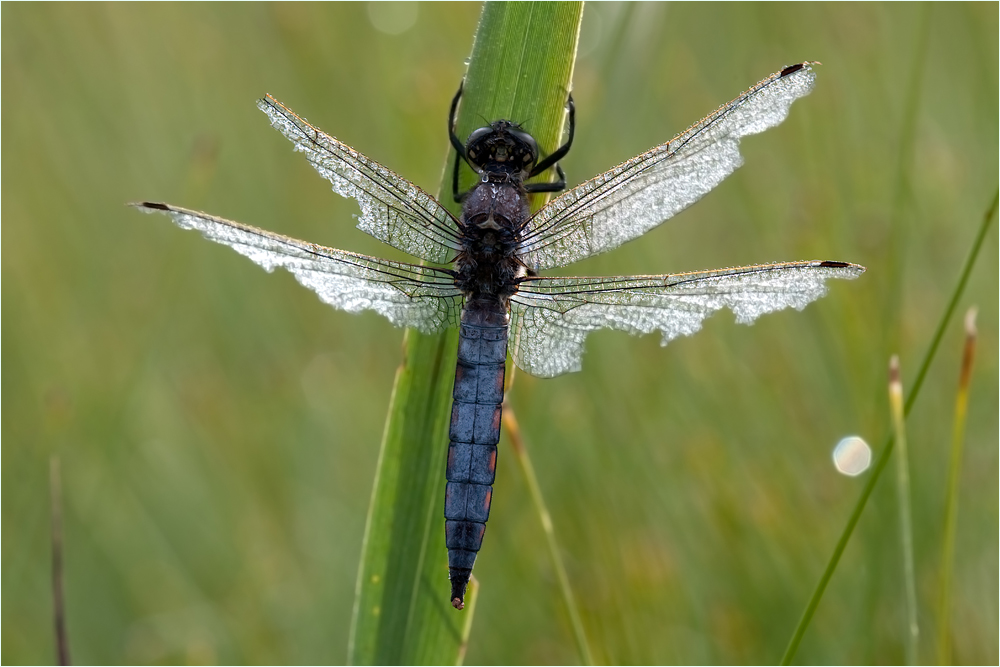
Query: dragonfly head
[{"left": 465, "top": 120, "right": 538, "bottom": 179}]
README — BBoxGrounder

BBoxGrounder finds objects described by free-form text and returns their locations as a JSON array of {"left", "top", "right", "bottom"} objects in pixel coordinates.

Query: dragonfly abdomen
[{"left": 444, "top": 301, "right": 508, "bottom": 609}]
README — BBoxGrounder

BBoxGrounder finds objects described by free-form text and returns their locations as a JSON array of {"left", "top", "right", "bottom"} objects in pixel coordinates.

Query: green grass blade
[
  {"left": 936, "top": 308, "right": 978, "bottom": 665},
  {"left": 49, "top": 456, "right": 70, "bottom": 666},
  {"left": 503, "top": 405, "right": 594, "bottom": 665},
  {"left": 889, "top": 356, "right": 919, "bottom": 664},
  {"left": 882, "top": 5, "right": 931, "bottom": 353},
  {"left": 348, "top": 4, "right": 583, "bottom": 664},
  {"left": 780, "top": 191, "right": 998, "bottom": 665}
]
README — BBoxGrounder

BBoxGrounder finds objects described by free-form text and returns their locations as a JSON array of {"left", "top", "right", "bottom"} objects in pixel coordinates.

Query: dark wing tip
[
  {"left": 815, "top": 260, "right": 866, "bottom": 276},
  {"left": 780, "top": 61, "right": 821, "bottom": 77},
  {"left": 132, "top": 201, "right": 170, "bottom": 211},
  {"left": 818, "top": 260, "right": 866, "bottom": 273}
]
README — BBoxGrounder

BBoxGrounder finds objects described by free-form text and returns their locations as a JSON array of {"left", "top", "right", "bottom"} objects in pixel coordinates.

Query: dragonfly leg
[
  {"left": 527, "top": 94, "right": 575, "bottom": 179},
  {"left": 524, "top": 163, "right": 567, "bottom": 194}
]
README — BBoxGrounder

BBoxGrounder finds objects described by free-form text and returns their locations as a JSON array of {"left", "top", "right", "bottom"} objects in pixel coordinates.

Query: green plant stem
[
  {"left": 456, "top": 577, "right": 479, "bottom": 666},
  {"left": 50, "top": 456, "right": 71, "bottom": 667},
  {"left": 503, "top": 405, "right": 594, "bottom": 666},
  {"left": 936, "top": 307, "right": 978, "bottom": 665},
  {"left": 348, "top": 4, "right": 583, "bottom": 664},
  {"left": 882, "top": 4, "right": 931, "bottom": 352},
  {"left": 889, "top": 356, "right": 919, "bottom": 664},
  {"left": 780, "top": 191, "right": 997, "bottom": 665}
]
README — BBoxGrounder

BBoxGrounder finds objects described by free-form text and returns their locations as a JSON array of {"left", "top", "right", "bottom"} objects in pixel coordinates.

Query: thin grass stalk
[
  {"left": 889, "top": 356, "right": 919, "bottom": 664},
  {"left": 936, "top": 307, "right": 978, "bottom": 665},
  {"left": 882, "top": 5, "right": 931, "bottom": 353},
  {"left": 502, "top": 397, "right": 594, "bottom": 666},
  {"left": 455, "top": 578, "right": 479, "bottom": 667},
  {"left": 50, "top": 456, "right": 71, "bottom": 666},
  {"left": 780, "top": 191, "right": 998, "bottom": 665}
]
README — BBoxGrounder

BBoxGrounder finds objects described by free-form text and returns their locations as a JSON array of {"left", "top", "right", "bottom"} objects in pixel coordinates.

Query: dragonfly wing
[
  {"left": 259, "top": 95, "right": 462, "bottom": 264},
  {"left": 519, "top": 63, "right": 817, "bottom": 271},
  {"left": 135, "top": 202, "right": 463, "bottom": 332},
  {"left": 509, "top": 260, "right": 864, "bottom": 378}
]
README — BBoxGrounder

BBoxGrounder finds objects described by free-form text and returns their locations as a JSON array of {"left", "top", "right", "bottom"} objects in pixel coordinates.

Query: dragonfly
[{"left": 134, "top": 62, "right": 864, "bottom": 610}]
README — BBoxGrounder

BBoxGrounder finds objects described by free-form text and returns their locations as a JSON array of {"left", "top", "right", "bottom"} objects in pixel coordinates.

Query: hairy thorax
[{"left": 453, "top": 180, "right": 529, "bottom": 303}]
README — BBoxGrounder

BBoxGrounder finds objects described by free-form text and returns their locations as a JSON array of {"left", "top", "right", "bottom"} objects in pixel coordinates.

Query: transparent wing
[
  {"left": 258, "top": 95, "right": 462, "bottom": 264},
  {"left": 519, "top": 63, "right": 817, "bottom": 271},
  {"left": 134, "top": 202, "right": 463, "bottom": 332},
  {"left": 509, "top": 260, "right": 864, "bottom": 378}
]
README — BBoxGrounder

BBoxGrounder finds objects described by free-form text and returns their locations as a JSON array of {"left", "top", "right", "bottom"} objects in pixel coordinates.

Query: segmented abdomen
[{"left": 444, "top": 302, "right": 508, "bottom": 609}]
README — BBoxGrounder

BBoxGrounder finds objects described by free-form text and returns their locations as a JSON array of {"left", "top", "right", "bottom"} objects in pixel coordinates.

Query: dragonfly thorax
[{"left": 454, "top": 181, "right": 526, "bottom": 302}]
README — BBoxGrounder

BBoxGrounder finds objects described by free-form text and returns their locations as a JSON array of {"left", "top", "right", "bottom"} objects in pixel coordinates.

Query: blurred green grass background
[{"left": 3, "top": 2, "right": 996, "bottom": 664}]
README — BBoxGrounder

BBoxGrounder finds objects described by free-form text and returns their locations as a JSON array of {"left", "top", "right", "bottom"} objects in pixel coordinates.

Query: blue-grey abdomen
[{"left": 444, "top": 303, "right": 508, "bottom": 608}]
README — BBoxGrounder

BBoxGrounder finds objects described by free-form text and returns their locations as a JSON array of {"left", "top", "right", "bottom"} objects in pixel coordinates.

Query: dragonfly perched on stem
[{"left": 134, "top": 61, "right": 863, "bottom": 609}]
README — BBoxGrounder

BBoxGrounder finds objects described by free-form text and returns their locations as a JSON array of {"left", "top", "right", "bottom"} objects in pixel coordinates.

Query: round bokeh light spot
[
  {"left": 368, "top": 2, "right": 418, "bottom": 36},
  {"left": 832, "top": 436, "right": 871, "bottom": 476}
]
